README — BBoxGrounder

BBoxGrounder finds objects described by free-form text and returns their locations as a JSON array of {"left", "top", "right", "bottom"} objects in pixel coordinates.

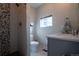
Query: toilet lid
[{"left": 31, "top": 41, "right": 39, "bottom": 44}]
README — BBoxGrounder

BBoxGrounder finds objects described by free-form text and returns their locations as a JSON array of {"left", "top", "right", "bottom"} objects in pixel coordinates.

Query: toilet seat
[{"left": 30, "top": 41, "right": 39, "bottom": 45}]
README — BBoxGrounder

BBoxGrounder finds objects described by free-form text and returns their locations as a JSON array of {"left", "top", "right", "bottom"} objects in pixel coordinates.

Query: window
[{"left": 40, "top": 16, "right": 53, "bottom": 27}]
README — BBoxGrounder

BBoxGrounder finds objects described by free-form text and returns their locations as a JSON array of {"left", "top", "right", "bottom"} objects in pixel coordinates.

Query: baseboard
[{"left": 7, "top": 51, "right": 21, "bottom": 56}]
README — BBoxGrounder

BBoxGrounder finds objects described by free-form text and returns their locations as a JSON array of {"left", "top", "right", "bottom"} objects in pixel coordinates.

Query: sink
[{"left": 47, "top": 33, "right": 79, "bottom": 42}]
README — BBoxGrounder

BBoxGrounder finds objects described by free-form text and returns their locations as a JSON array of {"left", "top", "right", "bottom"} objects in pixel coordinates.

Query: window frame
[{"left": 40, "top": 15, "right": 53, "bottom": 27}]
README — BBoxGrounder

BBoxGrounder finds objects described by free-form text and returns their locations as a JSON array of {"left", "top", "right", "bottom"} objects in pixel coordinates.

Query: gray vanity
[{"left": 47, "top": 34, "right": 79, "bottom": 56}]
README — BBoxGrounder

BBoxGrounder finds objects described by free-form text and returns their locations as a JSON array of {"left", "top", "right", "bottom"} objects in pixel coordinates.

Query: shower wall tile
[{"left": 0, "top": 3, "right": 10, "bottom": 56}]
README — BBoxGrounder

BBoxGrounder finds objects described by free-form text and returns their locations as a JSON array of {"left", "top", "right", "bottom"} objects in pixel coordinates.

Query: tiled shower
[{"left": 0, "top": 4, "right": 10, "bottom": 55}]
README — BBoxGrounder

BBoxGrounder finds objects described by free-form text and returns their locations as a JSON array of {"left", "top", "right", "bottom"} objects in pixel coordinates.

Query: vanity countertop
[{"left": 47, "top": 33, "right": 79, "bottom": 42}]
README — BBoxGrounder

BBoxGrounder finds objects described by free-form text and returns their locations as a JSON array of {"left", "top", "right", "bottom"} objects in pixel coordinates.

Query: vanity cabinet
[{"left": 48, "top": 37, "right": 79, "bottom": 56}]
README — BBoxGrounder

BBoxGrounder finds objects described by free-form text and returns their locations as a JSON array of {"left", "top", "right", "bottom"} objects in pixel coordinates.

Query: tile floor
[
  {"left": 30, "top": 50, "right": 47, "bottom": 56},
  {"left": 30, "top": 45, "right": 47, "bottom": 56}
]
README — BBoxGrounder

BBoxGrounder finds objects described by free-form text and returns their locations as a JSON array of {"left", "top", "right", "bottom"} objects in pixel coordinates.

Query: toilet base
[{"left": 30, "top": 41, "right": 39, "bottom": 52}]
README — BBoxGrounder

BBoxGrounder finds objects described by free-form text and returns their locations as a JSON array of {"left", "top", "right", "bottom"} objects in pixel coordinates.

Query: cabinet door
[{"left": 48, "top": 38, "right": 79, "bottom": 56}]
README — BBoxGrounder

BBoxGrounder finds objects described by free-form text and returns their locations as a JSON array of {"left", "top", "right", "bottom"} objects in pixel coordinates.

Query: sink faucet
[{"left": 72, "top": 29, "right": 79, "bottom": 36}]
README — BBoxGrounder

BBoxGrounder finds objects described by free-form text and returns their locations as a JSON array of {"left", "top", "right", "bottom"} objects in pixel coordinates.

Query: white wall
[
  {"left": 34, "top": 3, "right": 79, "bottom": 49},
  {"left": 10, "top": 4, "right": 18, "bottom": 53},
  {"left": 30, "top": 6, "right": 37, "bottom": 40},
  {"left": 26, "top": 4, "right": 37, "bottom": 55},
  {"left": 30, "top": 6, "right": 36, "bottom": 23},
  {"left": 26, "top": 4, "right": 30, "bottom": 56}
]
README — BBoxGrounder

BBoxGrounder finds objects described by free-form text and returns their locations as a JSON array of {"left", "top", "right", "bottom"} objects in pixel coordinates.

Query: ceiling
[{"left": 29, "top": 3, "right": 43, "bottom": 8}]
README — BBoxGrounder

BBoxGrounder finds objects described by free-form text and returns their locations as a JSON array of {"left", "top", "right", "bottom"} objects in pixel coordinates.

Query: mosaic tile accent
[{"left": 0, "top": 3, "right": 10, "bottom": 56}]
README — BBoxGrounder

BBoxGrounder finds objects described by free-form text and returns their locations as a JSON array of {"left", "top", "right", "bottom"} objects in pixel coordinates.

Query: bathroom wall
[
  {"left": 10, "top": 3, "right": 27, "bottom": 55},
  {"left": 29, "top": 5, "right": 37, "bottom": 40},
  {"left": 10, "top": 3, "right": 18, "bottom": 54},
  {"left": 34, "top": 3, "right": 79, "bottom": 49},
  {"left": 17, "top": 4, "right": 27, "bottom": 55},
  {"left": 26, "top": 4, "right": 30, "bottom": 56},
  {"left": 26, "top": 4, "right": 37, "bottom": 55},
  {"left": 0, "top": 3, "right": 27, "bottom": 55},
  {"left": 29, "top": 6, "right": 36, "bottom": 24},
  {"left": 78, "top": 4, "right": 79, "bottom": 28},
  {"left": 0, "top": 3, "right": 18, "bottom": 55},
  {"left": 0, "top": 4, "right": 10, "bottom": 55}
]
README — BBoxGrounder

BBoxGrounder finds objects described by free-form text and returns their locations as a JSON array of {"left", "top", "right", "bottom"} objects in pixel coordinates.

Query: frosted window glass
[{"left": 40, "top": 16, "right": 52, "bottom": 27}]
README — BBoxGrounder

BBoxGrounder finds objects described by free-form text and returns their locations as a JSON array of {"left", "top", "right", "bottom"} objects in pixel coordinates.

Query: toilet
[
  {"left": 30, "top": 34, "right": 39, "bottom": 52},
  {"left": 30, "top": 41, "right": 39, "bottom": 52},
  {"left": 30, "top": 23, "right": 39, "bottom": 52}
]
